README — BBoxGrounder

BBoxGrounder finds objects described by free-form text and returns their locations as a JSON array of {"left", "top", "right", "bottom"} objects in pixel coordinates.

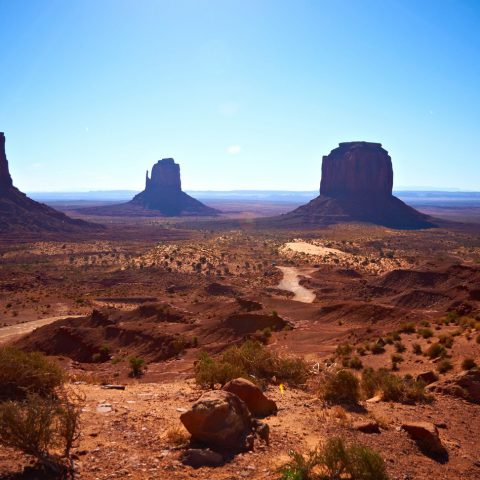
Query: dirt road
[{"left": 277, "top": 266, "right": 316, "bottom": 303}]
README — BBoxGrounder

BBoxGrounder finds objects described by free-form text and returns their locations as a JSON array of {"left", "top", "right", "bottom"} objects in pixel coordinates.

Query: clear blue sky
[{"left": 1, "top": 0, "right": 479, "bottom": 192}]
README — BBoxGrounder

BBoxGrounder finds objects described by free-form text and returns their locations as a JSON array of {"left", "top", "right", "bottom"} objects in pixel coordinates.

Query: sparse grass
[
  {"left": 195, "top": 340, "right": 310, "bottom": 388},
  {"left": 412, "top": 343, "right": 422, "bottom": 355},
  {"left": 399, "top": 322, "right": 416, "bottom": 334},
  {"left": 0, "top": 347, "right": 65, "bottom": 401},
  {"left": 370, "top": 343, "right": 385, "bottom": 355},
  {"left": 164, "top": 424, "right": 190, "bottom": 446},
  {"left": 278, "top": 437, "right": 389, "bottom": 480},
  {"left": 318, "top": 369, "right": 360, "bottom": 405}
]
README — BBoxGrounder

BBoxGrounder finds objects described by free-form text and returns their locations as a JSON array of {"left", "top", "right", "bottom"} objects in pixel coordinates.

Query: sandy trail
[
  {"left": 277, "top": 266, "right": 316, "bottom": 303},
  {"left": 282, "top": 241, "right": 347, "bottom": 256},
  {"left": 0, "top": 315, "right": 82, "bottom": 345}
]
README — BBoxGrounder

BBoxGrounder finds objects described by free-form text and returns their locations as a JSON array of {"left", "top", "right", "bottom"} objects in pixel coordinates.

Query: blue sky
[{"left": 1, "top": 0, "right": 479, "bottom": 191}]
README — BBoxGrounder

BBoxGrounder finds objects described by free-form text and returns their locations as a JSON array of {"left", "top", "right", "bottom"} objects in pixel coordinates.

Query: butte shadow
[
  {"left": 0, "top": 132, "right": 101, "bottom": 234},
  {"left": 262, "top": 141, "right": 435, "bottom": 230},
  {"left": 79, "top": 158, "right": 220, "bottom": 217}
]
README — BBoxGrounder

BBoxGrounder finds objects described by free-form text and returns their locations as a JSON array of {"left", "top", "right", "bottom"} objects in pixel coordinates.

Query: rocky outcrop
[
  {"left": 427, "top": 369, "right": 480, "bottom": 404},
  {"left": 79, "top": 157, "right": 219, "bottom": 217},
  {"left": 401, "top": 422, "right": 447, "bottom": 457},
  {"left": 180, "top": 390, "right": 255, "bottom": 452},
  {"left": 222, "top": 378, "right": 277, "bottom": 418},
  {"left": 268, "top": 141, "right": 434, "bottom": 230},
  {"left": 0, "top": 132, "right": 100, "bottom": 234}
]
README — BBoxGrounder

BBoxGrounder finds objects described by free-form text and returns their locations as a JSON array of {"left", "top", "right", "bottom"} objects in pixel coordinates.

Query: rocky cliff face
[
  {"left": 269, "top": 141, "right": 434, "bottom": 230},
  {"left": 0, "top": 132, "right": 13, "bottom": 191},
  {"left": 146, "top": 158, "right": 182, "bottom": 192},
  {"left": 320, "top": 142, "right": 393, "bottom": 197}
]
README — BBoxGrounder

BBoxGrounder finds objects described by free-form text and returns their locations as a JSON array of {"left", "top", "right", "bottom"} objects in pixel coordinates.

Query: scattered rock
[
  {"left": 401, "top": 422, "right": 447, "bottom": 457},
  {"left": 366, "top": 395, "right": 382, "bottom": 404},
  {"left": 353, "top": 420, "right": 380, "bottom": 434},
  {"left": 180, "top": 390, "right": 254, "bottom": 452},
  {"left": 181, "top": 449, "right": 224, "bottom": 468},
  {"left": 223, "top": 378, "right": 277, "bottom": 418},
  {"left": 101, "top": 384, "right": 125, "bottom": 390},
  {"left": 96, "top": 403, "right": 113, "bottom": 414}
]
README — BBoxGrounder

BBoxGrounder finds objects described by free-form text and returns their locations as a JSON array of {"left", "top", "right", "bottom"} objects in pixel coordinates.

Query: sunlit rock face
[
  {"left": 131, "top": 158, "right": 219, "bottom": 216},
  {"left": 320, "top": 142, "right": 393, "bottom": 197}
]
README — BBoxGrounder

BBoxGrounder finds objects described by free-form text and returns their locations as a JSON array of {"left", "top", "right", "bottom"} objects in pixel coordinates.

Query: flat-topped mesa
[
  {"left": 0, "top": 132, "right": 14, "bottom": 191},
  {"left": 146, "top": 158, "right": 182, "bottom": 192},
  {"left": 320, "top": 141, "right": 393, "bottom": 197}
]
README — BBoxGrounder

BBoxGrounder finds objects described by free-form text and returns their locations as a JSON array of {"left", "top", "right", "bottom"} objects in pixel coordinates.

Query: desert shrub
[
  {"left": 319, "top": 369, "right": 360, "bottom": 405},
  {"left": 418, "top": 328, "right": 433, "bottom": 339},
  {"left": 279, "top": 437, "right": 389, "bottom": 480},
  {"left": 394, "top": 341, "right": 406, "bottom": 353},
  {"left": 399, "top": 322, "right": 416, "bottom": 334},
  {"left": 361, "top": 368, "right": 430, "bottom": 404},
  {"left": 347, "top": 356, "right": 363, "bottom": 370},
  {"left": 412, "top": 343, "right": 422, "bottom": 355},
  {"left": 370, "top": 343, "right": 385, "bottom": 355},
  {"left": 438, "top": 334, "right": 454, "bottom": 348},
  {"left": 129, "top": 357, "right": 146, "bottom": 378},
  {"left": 477, "top": 334, "right": 480, "bottom": 344},
  {"left": 0, "top": 347, "right": 65, "bottom": 401},
  {"left": 356, "top": 346, "right": 366, "bottom": 356},
  {"left": 278, "top": 447, "right": 320, "bottom": 480},
  {"left": 336, "top": 343, "right": 353, "bottom": 356},
  {"left": 425, "top": 343, "right": 446, "bottom": 359},
  {"left": 195, "top": 340, "right": 309, "bottom": 388},
  {"left": 164, "top": 424, "right": 190, "bottom": 446},
  {"left": 461, "top": 358, "right": 477, "bottom": 370},
  {"left": 0, "top": 390, "right": 82, "bottom": 473},
  {"left": 437, "top": 359, "right": 453, "bottom": 374}
]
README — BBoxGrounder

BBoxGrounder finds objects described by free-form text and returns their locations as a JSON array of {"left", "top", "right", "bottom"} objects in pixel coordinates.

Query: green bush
[
  {"left": 394, "top": 341, "right": 406, "bottom": 353},
  {"left": 0, "top": 347, "right": 65, "bottom": 401},
  {"left": 278, "top": 437, "right": 389, "bottom": 480},
  {"left": 399, "top": 322, "right": 416, "bottom": 334},
  {"left": 412, "top": 343, "right": 422, "bottom": 355},
  {"left": 370, "top": 343, "right": 385, "bottom": 355},
  {"left": 319, "top": 369, "right": 360, "bottom": 405},
  {"left": 347, "top": 356, "right": 363, "bottom": 370},
  {"left": 129, "top": 357, "right": 146, "bottom": 378},
  {"left": 195, "top": 340, "right": 310, "bottom": 388}
]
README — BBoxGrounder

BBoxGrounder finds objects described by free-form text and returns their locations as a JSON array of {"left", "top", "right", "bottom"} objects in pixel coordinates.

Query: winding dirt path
[
  {"left": 276, "top": 266, "right": 316, "bottom": 303},
  {"left": 0, "top": 315, "right": 82, "bottom": 345}
]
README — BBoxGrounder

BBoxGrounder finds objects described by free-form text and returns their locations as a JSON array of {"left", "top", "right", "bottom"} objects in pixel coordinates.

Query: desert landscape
[
  {"left": 1, "top": 2, "right": 479, "bottom": 479},
  {"left": 1, "top": 134, "right": 480, "bottom": 480}
]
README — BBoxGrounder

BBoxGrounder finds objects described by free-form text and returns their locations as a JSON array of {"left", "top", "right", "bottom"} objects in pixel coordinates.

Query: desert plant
[
  {"left": 426, "top": 343, "right": 446, "bottom": 359},
  {"left": 370, "top": 343, "right": 385, "bottom": 355},
  {"left": 399, "top": 322, "right": 416, "bottom": 334},
  {"left": 394, "top": 341, "right": 406, "bottom": 353},
  {"left": 461, "top": 358, "right": 477, "bottom": 370},
  {"left": 347, "top": 356, "right": 363, "bottom": 370},
  {"left": 418, "top": 328, "right": 433, "bottom": 339},
  {"left": 279, "top": 437, "right": 389, "bottom": 480},
  {"left": 0, "top": 347, "right": 65, "bottom": 401},
  {"left": 412, "top": 343, "right": 422, "bottom": 355},
  {"left": 195, "top": 340, "right": 309, "bottom": 388},
  {"left": 319, "top": 369, "right": 360, "bottom": 405},
  {"left": 437, "top": 359, "right": 453, "bottom": 374},
  {"left": 129, "top": 356, "right": 146, "bottom": 378},
  {"left": 0, "top": 390, "right": 82, "bottom": 474}
]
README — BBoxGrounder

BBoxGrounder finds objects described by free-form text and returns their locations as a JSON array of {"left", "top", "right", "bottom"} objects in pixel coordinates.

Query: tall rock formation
[
  {"left": 0, "top": 132, "right": 100, "bottom": 234},
  {"left": 272, "top": 141, "right": 434, "bottom": 229},
  {"left": 80, "top": 158, "right": 219, "bottom": 217}
]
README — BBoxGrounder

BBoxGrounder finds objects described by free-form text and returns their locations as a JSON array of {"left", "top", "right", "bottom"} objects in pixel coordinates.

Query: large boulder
[
  {"left": 223, "top": 378, "right": 277, "bottom": 418},
  {"left": 401, "top": 422, "right": 447, "bottom": 457},
  {"left": 180, "top": 390, "right": 254, "bottom": 452},
  {"left": 427, "top": 369, "right": 480, "bottom": 404}
]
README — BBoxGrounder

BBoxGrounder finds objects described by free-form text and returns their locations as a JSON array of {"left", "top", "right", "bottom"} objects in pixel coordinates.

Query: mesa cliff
[
  {"left": 269, "top": 141, "right": 434, "bottom": 229},
  {"left": 0, "top": 132, "right": 100, "bottom": 234},
  {"left": 80, "top": 158, "right": 219, "bottom": 217}
]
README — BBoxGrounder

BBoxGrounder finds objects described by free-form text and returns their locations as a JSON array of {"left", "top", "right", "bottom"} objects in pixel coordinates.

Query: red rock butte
[
  {"left": 0, "top": 132, "right": 100, "bottom": 233},
  {"left": 271, "top": 141, "right": 434, "bottom": 229}
]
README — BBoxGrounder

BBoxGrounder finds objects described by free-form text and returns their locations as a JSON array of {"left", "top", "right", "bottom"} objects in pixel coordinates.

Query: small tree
[{"left": 129, "top": 357, "right": 146, "bottom": 378}]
